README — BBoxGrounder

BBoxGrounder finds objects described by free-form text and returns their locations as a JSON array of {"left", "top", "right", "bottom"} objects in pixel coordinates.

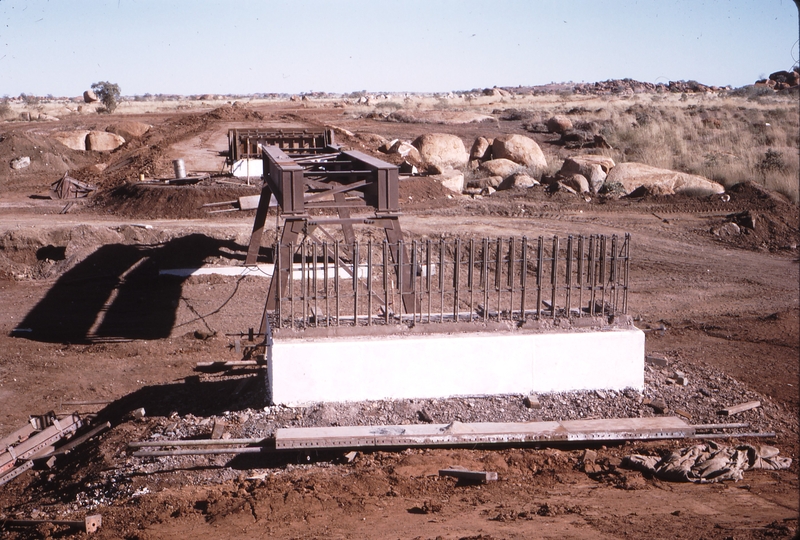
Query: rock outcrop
[
  {"left": 106, "top": 121, "right": 151, "bottom": 140},
  {"left": 491, "top": 134, "right": 547, "bottom": 176},
  {"left": 411, "top": 133, "right": 469, "bottom": 174},
  {"left": 605, "top": 162, "right": 724, "bottom": 196},
  {"left": 86, "top": 131, "right": 126, "bottom": 152}
]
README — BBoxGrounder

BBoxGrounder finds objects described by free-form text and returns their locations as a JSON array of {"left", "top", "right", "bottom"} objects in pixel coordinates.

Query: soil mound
[
  {"left": 92, "top": 182, "right": 259, "bottom": 219},
  {"left": 74, "top": 104, "right": 266, "bottom": 193}
]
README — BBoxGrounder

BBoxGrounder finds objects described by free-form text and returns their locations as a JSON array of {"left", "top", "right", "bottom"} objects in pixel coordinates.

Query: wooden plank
[
  {"left": 718, "top": 401, "right": 761, "bottom": 416},
  {"left": 274, "top": 417, "right": 693, "bottom": 450}
]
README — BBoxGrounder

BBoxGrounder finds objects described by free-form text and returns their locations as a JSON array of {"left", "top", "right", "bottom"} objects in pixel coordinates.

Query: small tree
[{"left": 91, "top": 81, "right": 121, "bottom": 113}]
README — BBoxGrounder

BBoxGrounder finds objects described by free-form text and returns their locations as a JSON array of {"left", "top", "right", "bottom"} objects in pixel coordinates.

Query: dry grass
[{"left": 458, "top": 92, "right": 799, "bottom": 203}]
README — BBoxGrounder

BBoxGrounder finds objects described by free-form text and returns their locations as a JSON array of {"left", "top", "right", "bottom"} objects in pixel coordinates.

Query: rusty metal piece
[
  {"left": 49, "top": 173, "right": 96, "bottom": 200},
  {"left": 1, "top": 514, "right": 102, "bottom": 534},
  {"left": 1, "top": 414, "right": 82, "bottom": 482}
]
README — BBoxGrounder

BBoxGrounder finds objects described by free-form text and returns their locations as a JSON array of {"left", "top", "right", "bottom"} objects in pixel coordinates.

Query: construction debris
[
  {"left": 439, "top": 466, "right": 498, "bottom": 483},
  {"left": 1, "top": 413, "right": 82, "bottom": 486},
  {"left": 49, "top": 173, "right": 96, "bottom": 199},
  {"left": 624, "top": 441, "right": 791, "bottom": 483},
  {"left": 719, "top": 400, "right": 761, "bottom": 416},
  {"left": 1, "top": 514, "right": 102, "bottom": 534}
]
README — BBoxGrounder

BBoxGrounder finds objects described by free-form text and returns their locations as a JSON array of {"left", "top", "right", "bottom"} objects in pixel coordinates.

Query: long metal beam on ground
[{"left": 274, "top": 417, "right": 695, "bottom": 449}]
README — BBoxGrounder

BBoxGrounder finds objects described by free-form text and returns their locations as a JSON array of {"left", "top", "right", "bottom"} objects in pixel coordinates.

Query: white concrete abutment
[{"left": 267, "top": 325, "right": 644, "bottom": 406}]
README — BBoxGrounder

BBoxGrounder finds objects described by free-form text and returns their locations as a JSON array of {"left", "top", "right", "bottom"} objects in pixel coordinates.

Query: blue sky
[{"left": 1, "top": 0, "right": 797, "bottom": 96}]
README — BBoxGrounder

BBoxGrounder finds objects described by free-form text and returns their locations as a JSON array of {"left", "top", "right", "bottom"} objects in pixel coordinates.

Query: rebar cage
[{"left": 268, "top": 233, "right": 630, "bottom": 329}]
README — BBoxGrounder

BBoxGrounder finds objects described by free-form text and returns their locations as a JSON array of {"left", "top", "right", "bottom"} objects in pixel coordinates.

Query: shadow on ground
[{"left": 12, "top": 234, "right": 245, "bottom": 343}]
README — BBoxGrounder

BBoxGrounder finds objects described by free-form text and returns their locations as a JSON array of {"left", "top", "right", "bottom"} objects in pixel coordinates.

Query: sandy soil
[{"left": 0, "top": 100, "right": 797, "bottom": 539}]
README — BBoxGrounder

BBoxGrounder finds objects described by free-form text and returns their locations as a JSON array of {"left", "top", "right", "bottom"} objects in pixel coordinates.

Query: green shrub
[{"left": 91, "top": 81, "right": 121, "bottom": 113}]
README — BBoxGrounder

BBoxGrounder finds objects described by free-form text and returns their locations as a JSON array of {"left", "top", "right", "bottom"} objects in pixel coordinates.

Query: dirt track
[{"left": 0, "top": 101, "right": 798, "bottom": 538}]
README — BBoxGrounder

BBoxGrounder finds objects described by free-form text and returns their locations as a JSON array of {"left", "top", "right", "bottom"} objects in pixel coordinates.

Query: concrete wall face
[{"left": 269, "top": 329, "right": 645, "bottom": 406}]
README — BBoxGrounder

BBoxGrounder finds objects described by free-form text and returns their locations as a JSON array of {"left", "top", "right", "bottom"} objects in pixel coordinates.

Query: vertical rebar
[
  {"left": 383, "top": 240, "right": 390, "bottom": 324},
  {"left": 411, "top": 240, "right": 419, "bottom": 322},
  {"left": 426, "top": 239, "right": 432, "bottom": 323},
  {"left": 439, "top": 239, "right": 445, "bottom": 323},
  {"left": 551, "top": 236, "right": 559, "bottom": 320},
  {"left": 323, "top": 241, "right": 329, "bottom": 326},
  {"left": 367, "top": 239, "right": 373, "bottom": 326},
  {"left": 508, "top": 237, "right": 515, "bottom": 321},
  {"left": 536, "top": 236, "right": 544, "bottom": 319},
  {"left": 353, "top": 241, "right": 359, "bottom": 326},
  {"left": 610, "top": 235, "right": 617, "bottom": 315},
  {"left": 623, "top": 233, "right": 630, "bottom": 314},
  {"left": 520, "top": 236, "right": 528, "bottom": 320},
  {"left": 577, "top": 235, "right": 584, "bottom": 318},
  {"left": 301, "top": 242, "right": 307, "bottom": 327},
  {"left": 482, "top": 237, "right": 489, "bottom": 322},
  {"left": 495, "top": 237, "right": 502, "bottom": 320},
  {"left": 315, "top": 242, "right": 321, "bottom": 327},
  {"left": 275, "top": 240, "right": 282, "bottom": 329},
  {"left": 468, "top": 238, "right": 475, "bottom": 322},
  {"left": 453, "top": 238, "right": 461, "bottom": 322},
  {"left": 588, "top": 235, "right": 596, "bottom": 316},
  {"left": 565, "top": 235, "right": 573, "bottom": 318},
  {"left": 397, "top": 239, "right": 404, "bottom": 323},
  {"left": 334, "top": 241, "right": 340, "bottom": 326},
  {"left": 599, "top": 235, "right": 607, "bottom": 316},
  {"left": 289, "top": 241, "right": 295, "bottom": 329}
]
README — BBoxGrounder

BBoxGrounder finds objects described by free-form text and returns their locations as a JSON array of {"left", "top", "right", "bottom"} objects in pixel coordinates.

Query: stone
[
  {"left": 556, "top": 182, "right": 577, "bottom": 194},
  {"left": 83, "top": 89, "right": 98, "bottom": 103},
  {"left": 491, "top": 134, "right": 547, "bottom": 176},
  {"left": 645, "top": 355, "right": 668, "bottom": 368},
  {"left": 645, "top": 399, "right": 667, "bottom": 414},
  {"left": 411, "top": 133, "right": 468, "bottom": 174},
  {"left": 605, "top": 162, "right": 725, "bottom": 197},
  {"left": 10, "top": 156, "right": 30, "bottom": 170},
  {"left": 558, "top": 155, "right": 615, "bottom": 193},
  {"left": 523, "top": 393, "right": 542, "bottom": 409},
  {"left": 498, "top": 172, "right": 539, "bottom": 190},
  {"left": 389, "top": 140, "right": 422, "bottom": 163},
  {"left": 52, "top": 130, "right": 91, "bottom": 151},
  {"left": 546, "top": 115, "right": 573, "bottom": 134},
  {"left": 478, "top": 158, "right": 523, "bottom": 179},
  {"left": 434, "top": 169, "right": 465, "bottom": 194},
  {"left": 86, "top": 131, "right": 126, "bottom": 152},
  {"left": 378, "top": 139, "right": 398, "bottom": 153},
  {"left": 106, "top": 121, "right": 151, "bottom": 140},
  {"left": 470, "top": 136, "right": 492, "bottom": 161},
  {"left": 561, "top": 173, "right": 590, "bottom": 193}
]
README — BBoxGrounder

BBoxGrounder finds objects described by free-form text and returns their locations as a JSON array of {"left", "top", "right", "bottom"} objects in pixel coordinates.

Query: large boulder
[
  {"left": 411, "top": 133, "right": 468, "bottom": 174},
  {"left": 106, "top": 121, "right": 151, "bottom": 140},
  {"left": 86, "top": 131, "right": 125, "bottom": 152},
  {"left": 491, "top": 134, "right": 547, "bottom": 176},
  {"left": 478, "top": 158, "right": 523, "bottom": 179},
  {"left": 546, "top": 115, "right": 573, "bottom": 134},
  {"left": 559, "top": 155, "right": 616, "bottom": 193},
  {"left": 497, "top": 172, "right": 539, "bottom": 190},
  {"left": 470, "top": 136, "right": 492, "bottom": 161},
  {"left": 434, "top": 169, "right": 465, "bottom": 194},
  {"left": 83, "top": 90, "right": 98, "bottom": 103},
  {"left": 605, "top": 162, "right": 725, "bottom": 196},
  {"left": 561, "top": 174, "right": 590, "bottom": 194},
  {"left": 52, "top": 130, "right": 91, "bottom": 151}
]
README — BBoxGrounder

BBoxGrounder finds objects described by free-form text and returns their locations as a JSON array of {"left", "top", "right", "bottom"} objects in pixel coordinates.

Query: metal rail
[{"left": 267, "top": 233, "right": 631, "bottom": 329}]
